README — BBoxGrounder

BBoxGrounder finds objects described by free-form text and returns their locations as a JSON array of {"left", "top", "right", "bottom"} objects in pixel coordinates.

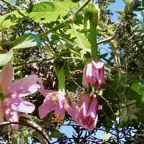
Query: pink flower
[
  {"left": 0, "top": 63, "right": 40, "bottom": 130},
  {"left": 79, "top": 93, "right": 99, "bottom": 131},
  {"left": 83, "top": 59, "right": 104, "bottom": 89},
  {"left": 38, "top": 89, "right": 66, "bottom": 119},
  {"left": 65, "top": 94, "right": 99, "bottom": 131}
]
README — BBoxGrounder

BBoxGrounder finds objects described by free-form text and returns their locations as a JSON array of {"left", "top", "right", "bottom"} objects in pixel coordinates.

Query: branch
[
  {"left": 0, "top": 117, "right": 50, "bottom": 144},
  {"left": 97, "top": 37, "right": 114, "bottom": 45}
]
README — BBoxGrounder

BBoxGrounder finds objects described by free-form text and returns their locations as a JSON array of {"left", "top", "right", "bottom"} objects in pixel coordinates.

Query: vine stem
[
  {"left": 90, "top": 20, "right": 98, "bottom": 58},
  {"left": 0, "top": 117, "right": 50, "bottom": 144}
]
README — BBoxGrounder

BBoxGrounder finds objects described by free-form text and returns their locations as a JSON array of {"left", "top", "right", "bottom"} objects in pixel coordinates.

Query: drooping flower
[
  {"left": 64, "top": 93, "right": 99, "bottom": 131},
  {"left": 38, "top": 89, "right": 66, "bottom": 120},
  {"left": 82, "top": 59, "right": 104, "bottom": 89},
  {"left": 0, "top": 63, "right": 40, "bottom": 130},
  {"left": 79, "top": 93, "right": 99, "bottom": 131}
]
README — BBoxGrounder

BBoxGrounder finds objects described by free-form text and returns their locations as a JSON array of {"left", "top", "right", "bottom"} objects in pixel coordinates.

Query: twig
[{"left": 0, "top": 117, "right": 50, "bottom": 144}]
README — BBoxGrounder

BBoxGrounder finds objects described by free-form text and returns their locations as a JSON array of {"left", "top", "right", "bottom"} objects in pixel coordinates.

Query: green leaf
[
  {"left": 65, "top": 29, "right": 91, "bottom": 52},
  {"left": 0, "top": 10, "right": 26, "bottom": 30},
  {"left": 12, "top": 34, "right": 41, "bottom": 49},
  {"left": 0, "top": 50, "right": 13, "bottom": 66},
  {"left": 131, "top": 81, "right": 144, "bottom": 96},
  {"left": 49, "top": 128, "right": 64, "bottom": 138},
  {"left": 120, "top": 100, "right": 140, "bottom": 123},
  {"left": 28, "top": 1, "right": 71, "bottom": 23}
]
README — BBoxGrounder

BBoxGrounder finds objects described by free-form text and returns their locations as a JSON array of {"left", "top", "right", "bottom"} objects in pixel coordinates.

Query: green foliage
[
  {"left": 12, "top": 34, "right": 41, "bottom": 49},
  {"left": 65, "top": 28, "right": 91, "bottom": 52},
  {"left": 49, "top": 128, "right": 64, "bottom": 138},
  {"left": 28, "top": 1, "right": 72, "bottom": 23},
  {"left": 0, "top": 50, "right": 13, "bottom": 66},
  {"left": 119, "top": 100, "right": 140, "bottom": 123},
  {"left": 0, "top": 10, "right": 26, "bottom": 30}
]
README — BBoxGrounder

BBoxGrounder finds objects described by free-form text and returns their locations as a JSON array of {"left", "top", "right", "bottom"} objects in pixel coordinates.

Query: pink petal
[
  {"left": 55, "top": 99, "right": 65, "bottom": 116},
  {"left": 38, "top": 97, "right": 55, "bottom": 119},
  {"left": 10, "top": 97, "right": 35, "bottom": 113},
  {"left": 7, "top": 75, "right": 40, "bottom": 97},
  {"left": 79, "top": 94, "right": 90, "bottom": 117},
  {"left": 82, "top": 66, "right": 88, "bottom": 86},
  {"left": 87, "top": 115, "right": 98, "bottom": 131},
  {"left": 65, "top": 99, "right": 80, "bottom": 124},
  {"left": 97, "top": 68, "right": 105, "bottom": 83},
  {"left": 92, "top": 60, "right": 104, "bottom": 69},
  {"left": 86, "top": 97, "right": 98, "bottom": 117},
  {"left": 2, "top": 96, "right": 35, "bottom": 113},
  {"left": 86, "top": 63, "right": 93, "bottom": 77},
  {"left": 5, "top": 109, "right": 19, "bottom": 130},
  {"left": 0, "top": 63, "right": 13, "bottom": 93},
  {"left": 39, "top": 89, "right": 56, "bottom": 98}
]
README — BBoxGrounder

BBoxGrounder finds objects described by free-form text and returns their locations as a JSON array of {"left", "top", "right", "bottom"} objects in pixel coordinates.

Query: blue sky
[{"left": 108, "top": 0, "right": 125, "bottom": 21}]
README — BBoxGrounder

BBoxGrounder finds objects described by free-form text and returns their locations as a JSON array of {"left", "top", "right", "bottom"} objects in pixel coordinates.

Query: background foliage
[{"left": 0, "top": 0, "right": 144, "bottom": 143}]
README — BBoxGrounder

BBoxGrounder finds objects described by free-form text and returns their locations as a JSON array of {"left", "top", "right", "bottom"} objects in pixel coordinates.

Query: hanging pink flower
[
  {"left": 65, "top": 93, "right": 99, "bottom": 131},
  {"left": 79, "top": 93, "right": 99, "bottom": 131},
  {"left": 82, "top": 59, "right": 104, "bottom": 89},
  {"left": 0, "top": 63, "right": 40, "bottom": 130},
  {"left": 38, "top": 89, "right": 66, "bottom": 119}
]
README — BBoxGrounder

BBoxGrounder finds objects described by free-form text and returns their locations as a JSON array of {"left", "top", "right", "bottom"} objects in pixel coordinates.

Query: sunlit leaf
[
  {"left": 65, "top": 29, "right": 91, "bottom": 52},
  {"left": 12, "top": 34, "right": 41, "bottom": 49},
  {"left": 28, "top": 1, "right": 72, "bottom": 23},
  {"left": 0, "top": 50, "right": 13, "bottom": 66},
  {"left": 0, "top": 10, "right": 26, "bottom": 30}
]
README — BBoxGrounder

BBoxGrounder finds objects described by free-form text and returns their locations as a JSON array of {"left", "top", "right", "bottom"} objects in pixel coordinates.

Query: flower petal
[
  {"left": 5, "top": 109, "right": 19, "bottom": 130},
  {"left": 39, "top": 89, "right": 56, "bottom": 98},
  {"left": 92, "top": 60, "right": 104, "bottom": 69},
  {"left": 0, "top": 63, "right": 13, "bottom": 93},
  {"left": 7, "top": 75, "right": 40, "bottom": 97},
  {"left": 65, "top": 99, "right": 80, "bottom": 124},
  {"left": 10, "top": 97, "right": 35, "bottom": 113},
  {"left": 87, "top": 115, "right": 98, "bottom": 131},
  {"left": 2, "top": 95, "right": 35, "bottom": 113},
  {"left": 55, "top": 98, "right": 65, "bottom": 116},
  {"left": 38, "top": 97, "right": 55, "bottom": 119},
  {"left": 86, "top": 97, "right": 98, "bottom": 117}
]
